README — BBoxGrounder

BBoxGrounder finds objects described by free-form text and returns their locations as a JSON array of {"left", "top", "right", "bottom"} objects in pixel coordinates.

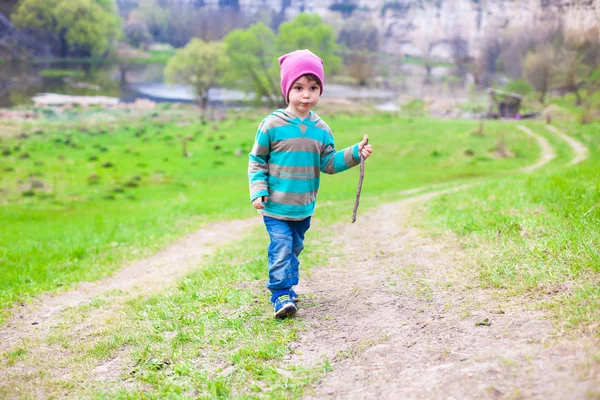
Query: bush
[
  {"left": 401, "top": 99, "right": 425, "bottom": 115},
  {"left": 504, "top": 79, "right": 533, "bottom": 96},
  {"left": 40, "top": 69, "right": 85, "bottom": 78},
  {"left": 125, "top": 21, "right": 151, "bottom": 49}
]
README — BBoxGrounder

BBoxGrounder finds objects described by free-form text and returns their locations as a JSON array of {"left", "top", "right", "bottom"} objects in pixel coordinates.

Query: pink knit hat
[{"left": 278, "top": 49, "right": 324, "bottom": 104}]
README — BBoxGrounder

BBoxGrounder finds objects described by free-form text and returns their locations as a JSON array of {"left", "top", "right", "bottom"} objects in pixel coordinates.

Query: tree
[
  {"left": 556, "top": 48, "right": 585, "bottom": 105},
  {"left": 563, "top": 27, "right": 600, "bottom": 97},
  {"left": 138, "top": 0, "right": 171, "bottom": 42},
  {"left": 93, "top": 0, "right": 117, "bottom": 13},
  {"left": 504, "top": 79, "right": 533, "bottom": 96},
  {"left": 523, "top": 44, "right": 556, "bottom": 103},
  {"left": 124, "top": 11, "right": 151, "bottom": 49},
  {"left": 566, "top": 26, "right": 600, "bottom": 70},
  {"left": 164, "top": 39, "right": 229, "bottom": 119},
  {"left": 338, "top": 16, "right": 380, "bottom": 86},
  {"left": 12, "top": 0, "right": 120, "bottom": 57},
  {"left": 276, "top": 13, "right": 342, "bottom": 75},
  {"left": 477, "top": 34, "right": 501, "bottom": 87},
  {"left": 222, "top": 22, "right": 281, "bottom": 106},
  {"left": 114, "top": 43, "right": 147, "bottom": 84},
  {"left": 221, "top": 14, "right": 343, "bottom": 106}
]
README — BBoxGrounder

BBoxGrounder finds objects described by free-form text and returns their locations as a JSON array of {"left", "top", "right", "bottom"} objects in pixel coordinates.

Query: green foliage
[
  {"left": 39, "top": 69, "right": 85, "bottom": 78},
  {"left": 276, "top": 13, "right": 342, "bottom": 75},
  {"left": 92, "top": 0, "right": 117, "bottom": 13},
  {"left": 221, "top": 14, "right": 343, "bottom": 105},
  {"left": 589, "top": 67, "right": 600, "bottom": 86},
  {"left": 401, "top": 99, "right": 426, "bottom": 115},
  {"left": 88, "top": 235, "right": 317, "bottom": 398},
  {"left": 124, "top": 21, "right": 151, "bottom": 49},
  {"left": 222, "top": 22, "right": 280, "bottom": 106},
  {"left": 164, "top": 39, "right": 229, "bottom": 107},
  {"left": 141, "top": 49, "right": 175, "bottom": 64},
  {"left": 138, "top": 0, "right": 171, "bottom": 42},
  {"left": 503, "top": 79, "right": 533, "bottom": 96},
  {"left": 12, "top": 0, "right": 121, "bottom": 57},
  {"left": 403, "top": 55, "right": 453, "bottom": 68}
]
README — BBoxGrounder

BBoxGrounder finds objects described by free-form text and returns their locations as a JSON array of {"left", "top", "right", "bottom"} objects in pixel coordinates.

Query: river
[{"left": 0, "top": 61, "right": 399, "bottom": 109}]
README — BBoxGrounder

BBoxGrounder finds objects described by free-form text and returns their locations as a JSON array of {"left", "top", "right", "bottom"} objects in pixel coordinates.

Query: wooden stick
[{"left": 352, "top": 138, "right": 368, "bottom": 223}]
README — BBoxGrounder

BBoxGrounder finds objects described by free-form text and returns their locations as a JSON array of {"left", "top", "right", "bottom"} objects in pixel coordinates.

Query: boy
[{"left": 248, "top": 49, "right": 373, "bottom": 318}]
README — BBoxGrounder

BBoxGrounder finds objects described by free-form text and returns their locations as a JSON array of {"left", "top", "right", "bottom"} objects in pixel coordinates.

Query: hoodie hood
[{"left": 272, "top": 109, "right": 320, "bottom": 126}]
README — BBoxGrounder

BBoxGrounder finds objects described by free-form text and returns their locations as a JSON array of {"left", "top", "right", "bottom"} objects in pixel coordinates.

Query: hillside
[{"left": 117, "top": 0, "right": 599, "bottom": 60}]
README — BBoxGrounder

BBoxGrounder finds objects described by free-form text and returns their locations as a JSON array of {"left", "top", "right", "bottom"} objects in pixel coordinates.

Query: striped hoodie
[{"left": 248, "top": 109, "right": 361, "bottom": 221}]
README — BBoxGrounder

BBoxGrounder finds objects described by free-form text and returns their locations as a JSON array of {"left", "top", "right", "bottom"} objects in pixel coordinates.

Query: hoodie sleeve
[
  {"left": 248, "top": 118, "right": 271, "bottom": 202},
  {"left": 320, "top": 125, "right": 361, "bottom": 175}
]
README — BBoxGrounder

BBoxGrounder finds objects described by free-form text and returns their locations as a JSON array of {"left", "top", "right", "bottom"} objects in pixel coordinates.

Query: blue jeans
[{"left": 263, "top": 216, "right": 311, "bottom": 293}]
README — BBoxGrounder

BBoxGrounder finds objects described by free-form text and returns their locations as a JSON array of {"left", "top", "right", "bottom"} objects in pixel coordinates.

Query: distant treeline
[{"left": 2, "top": 0, "right": 599, "bottom": 111}]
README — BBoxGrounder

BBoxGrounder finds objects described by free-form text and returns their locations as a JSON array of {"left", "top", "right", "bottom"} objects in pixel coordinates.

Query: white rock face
[{"left": 202, "top": 0, "right": 599, "bottom": 59}]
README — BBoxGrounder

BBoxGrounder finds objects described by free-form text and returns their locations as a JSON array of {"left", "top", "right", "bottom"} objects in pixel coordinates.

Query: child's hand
[
  {"left": 359, "top": 134, "right": 372, "bottom": 160},
  {"left": 252, "top": 196, "right": 268, "bottom": 209}
]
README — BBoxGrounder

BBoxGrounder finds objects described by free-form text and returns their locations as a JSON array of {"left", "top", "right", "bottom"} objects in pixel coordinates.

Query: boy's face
[{"left": 287, "top": 76, "right": 321, "bottom": 117}]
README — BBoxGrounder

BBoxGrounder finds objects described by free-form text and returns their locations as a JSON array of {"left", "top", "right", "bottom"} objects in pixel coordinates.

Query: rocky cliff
[
  {"left": 325, "top": 1, "right": 597, "bottom": 60},
  {"left": 199, "top": 0, "right": 599, "bottom": 60}
]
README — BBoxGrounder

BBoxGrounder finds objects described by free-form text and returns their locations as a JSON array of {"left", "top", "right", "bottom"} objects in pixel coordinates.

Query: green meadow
[
  {"left": 422, "top": 121, "right": 600, "bottom": 334},
  {"left": 1, "top": 106, "right": 598, "bottom": 398},
  {"left": 1, "top": 109, "right": 538, "bottom": 319}
]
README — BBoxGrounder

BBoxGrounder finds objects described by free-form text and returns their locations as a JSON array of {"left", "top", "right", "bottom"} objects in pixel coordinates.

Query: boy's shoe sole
[{"left": 274, "top": 302, "right": 297, "bottom": 319}]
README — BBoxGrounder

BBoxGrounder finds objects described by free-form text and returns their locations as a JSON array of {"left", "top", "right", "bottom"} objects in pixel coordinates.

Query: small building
[{"left": 486, "top": 88, "right": 522, "bottom": 118}]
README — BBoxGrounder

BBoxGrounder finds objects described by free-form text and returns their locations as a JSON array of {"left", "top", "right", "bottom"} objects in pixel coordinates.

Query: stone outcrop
[
  {"left": 198, "top": 0, "right": 599, "bottom": 60},
  {"left": 9, "top": 1, "right": 600, "bottom": 61}
]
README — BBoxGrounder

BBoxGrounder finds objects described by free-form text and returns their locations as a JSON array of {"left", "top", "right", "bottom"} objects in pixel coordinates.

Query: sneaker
[
  {"left": 271, "top": 290, "right": 297, "bottom": 319},
  {"left": 289, "top": 289, "right": 300, "bottom": 303}
]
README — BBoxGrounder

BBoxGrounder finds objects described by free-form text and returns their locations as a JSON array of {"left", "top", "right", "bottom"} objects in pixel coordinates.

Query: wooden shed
[{"left": 486, "top": 88, "right": 523, "bottom": 118}]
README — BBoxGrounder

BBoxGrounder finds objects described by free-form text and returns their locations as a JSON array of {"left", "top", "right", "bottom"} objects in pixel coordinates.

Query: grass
[
  {"left": 33, "top": 49, "right": 176, "bottom": 67},
  {"left": 136, "top": 49, "right": 176, "bottom": 64},
  {"left": 40, "top": 68, "right": 86, "bottom": 78},
  {"left": 0, "top": 226, "right": 333, "bottom": 398},
  {"left": 0, "top": 111, "right": 538, "bottom": 318},
  {"left": 421, "top": 120, "right": 600, "bottom": 335},
  {"left": 0, "top": 106, "right": 594, "bottom": 397},
  {"left": 402, "top": 56, "right": 454, "bottom": 68},
  {"left": 87, "top": 233, "right": 325, "bottom": 398},
  {"left": 33, "top": 56, "right": 110, "bottom": 65}
]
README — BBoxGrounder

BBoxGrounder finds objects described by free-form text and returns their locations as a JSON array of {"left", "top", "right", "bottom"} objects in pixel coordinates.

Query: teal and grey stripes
[{"left": 248, "top": 109, "right": 360, "bottom": 221}]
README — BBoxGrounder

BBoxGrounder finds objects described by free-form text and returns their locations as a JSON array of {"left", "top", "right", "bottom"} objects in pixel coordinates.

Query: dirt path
[
  {"left": 0, "top": 218, "right": 260, "bottom": 353},
  {"left": 290, "top": 126, "right": 596, "bottom": 398},
  {"left": 545, "top": 125, "right": 589, "bottom": 165},
  {"left": 293, "top": 190, "right": 597, "bottom": 399},
  {"left": 0, "top": 125, "right": 562, "bottom": 351},
  {"left": 517, "top": 125, "right": 556, "bottom": 173}
]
